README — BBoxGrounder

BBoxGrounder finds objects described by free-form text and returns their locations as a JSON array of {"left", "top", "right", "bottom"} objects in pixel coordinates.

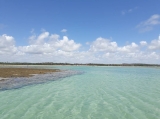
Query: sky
[{"left": 0, "top": 0, "right": 160, "bottom": 64}]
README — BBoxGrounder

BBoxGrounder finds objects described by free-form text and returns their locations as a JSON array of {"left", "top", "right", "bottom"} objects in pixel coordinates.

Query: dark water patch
[{"left": 0, "top": 70, "right": 84, "bottom": 91}]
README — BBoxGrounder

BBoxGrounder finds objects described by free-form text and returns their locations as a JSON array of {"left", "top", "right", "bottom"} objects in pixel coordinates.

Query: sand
[{"left": 0, "top": 68, "right": 60, "bottom": 79}]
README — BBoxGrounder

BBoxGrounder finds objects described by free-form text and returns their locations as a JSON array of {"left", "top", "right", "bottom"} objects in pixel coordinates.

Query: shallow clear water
[{"left": 0, "top": 66, "right": 160, "bottom": 119}]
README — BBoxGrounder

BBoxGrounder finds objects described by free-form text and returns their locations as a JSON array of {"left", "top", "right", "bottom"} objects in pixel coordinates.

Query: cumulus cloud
[
  {"left": 29, "top": 32, "right": 49, "bottom": 45},
  {"left": 0, "top": 34, "right": 17, "bottom": 55},
  {"left": 87, "top": 37, "right": 159, "bottom": 63},
  {"left": 118, "top": 42, "right": 139, "bottom": 53},
  {"left": 0, "top": 32, "right": 160, "bottom": 64},
  {"left": 148, "top": 38, "right": 160, "bottom": 50},
  {"left": 136, "top": 14, "right": 160, "bottom": 32},
  {"left": 49, "top": 34, "right": 60, "bottom": 42},
  {"left": 89, "top": 38, "right": 139, "bottom": 55},
  {"left": 19, "top": 31, "right": 81, "bottom": 55},
  {"left": 140, "top": 41, "right": 147, "bottom": 46},
  {"left": 89, "top": 37, "right": 117, "bottom": 52},
  {"left": 19, "top": 44, "right": 53, "bottom": 54},
  {"left": 56, "top": 36, "right": 81, "bottom": 52}
]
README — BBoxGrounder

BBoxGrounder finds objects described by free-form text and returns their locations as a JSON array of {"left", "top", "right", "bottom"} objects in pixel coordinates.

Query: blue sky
[{"left": 0, "top": 0, "right": 160, "bottom": 63}]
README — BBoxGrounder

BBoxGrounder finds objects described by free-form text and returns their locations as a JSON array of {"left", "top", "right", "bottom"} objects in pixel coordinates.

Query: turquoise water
[{"left": 0, "top": 66, "right": 160, "bottom": 119}]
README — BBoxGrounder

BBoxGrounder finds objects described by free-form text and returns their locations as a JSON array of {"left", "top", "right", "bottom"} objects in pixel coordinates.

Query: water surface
[{"left": 0, "top": 66, "right": 160, "bottom": 119}]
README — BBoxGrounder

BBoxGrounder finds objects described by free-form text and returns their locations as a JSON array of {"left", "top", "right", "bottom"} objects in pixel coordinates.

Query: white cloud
[
  {"left": 19, "top": 44, "right": 54, "bottom": 54},
  {"left": 0, "top": 34, "right": 17, "bottom": 55},
  {"left": 29, "top": 32, "right": 50, "bottom": 45},
  {"left": 118, "top": 42, "right": 139, "bottom": 53},
  {"left": 19, "top": 31, "right": 81, "bottom": 55},
  {"left": 33, "top": 32, "right": 49, "bottom": 45},
  {"left": 61, "top": 29, "right": 67, "bottom": 33},
  {"left": 149, "top": 52, "right": 159, "bottom": 59},
  {"left": 140, "top": 41, "right": 147, "bottom": 46},
  {"left": 0, "top": 34, "right": 15, "bottom": 47},
  {"left": 56, "top": 36, "right": 81, "bottom": 52},
  {"left": 148, "top": 38, "right": 160, "bottom": 50},
  {"left": 86, "top": 42, "right": 90, "bottom": 45},
  {"left": 89, "top": 37, "right": 117, "bottom": 52},
  {"left": 136, "top": 14, "right": 160, "bottom": 32},
  {"left": 49, "top": 34, "right": 60, "bottom": 42},
  {"left": 0, "top": 32, "right": 160, "bottom": 64}
]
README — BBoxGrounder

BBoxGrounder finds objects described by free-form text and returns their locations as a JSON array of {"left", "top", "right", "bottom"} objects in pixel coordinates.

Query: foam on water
[{"left": 0, "top": 66, "right": 160, "bottom": 119}]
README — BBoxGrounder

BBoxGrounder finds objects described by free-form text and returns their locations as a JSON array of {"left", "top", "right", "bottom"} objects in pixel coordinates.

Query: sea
[{"left": 0, "top": 65, "right": 160, "bottom": 119}]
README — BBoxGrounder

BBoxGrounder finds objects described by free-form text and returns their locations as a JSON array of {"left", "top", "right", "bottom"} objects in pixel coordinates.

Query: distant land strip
[{"left": 0, "top": 62, "right": 160, "bottom": 67}]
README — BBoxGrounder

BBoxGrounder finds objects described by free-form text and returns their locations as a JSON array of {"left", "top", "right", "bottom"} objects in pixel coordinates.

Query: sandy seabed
[
  {"left": 0, "top": 68, "right": 60, "bottom": 78},
  {"left": 0, "top": 67, "right": 83, "bottom": 90}
]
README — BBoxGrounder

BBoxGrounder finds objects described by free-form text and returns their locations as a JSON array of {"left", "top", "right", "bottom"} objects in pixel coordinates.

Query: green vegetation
[{"left": 0, "top": 62, "right": 160, "bottom": 67}]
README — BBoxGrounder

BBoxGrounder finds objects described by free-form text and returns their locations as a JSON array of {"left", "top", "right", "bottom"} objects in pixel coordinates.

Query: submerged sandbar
[
  {"left": 0, "top": 68, "right": 60, "bottom": 79},
  {"left": 0, "top": 67, "right": 83, "bottom": 90}
]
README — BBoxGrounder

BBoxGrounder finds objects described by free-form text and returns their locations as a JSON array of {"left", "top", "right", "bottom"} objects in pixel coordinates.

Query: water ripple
[{"left": 0, "top": 66, "right": 160, "bottom": 119}]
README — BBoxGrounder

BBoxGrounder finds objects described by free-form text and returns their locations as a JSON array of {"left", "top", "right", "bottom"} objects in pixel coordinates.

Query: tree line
[{"left": 0, "top": 62, "right": 160, "bottom": 66}]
